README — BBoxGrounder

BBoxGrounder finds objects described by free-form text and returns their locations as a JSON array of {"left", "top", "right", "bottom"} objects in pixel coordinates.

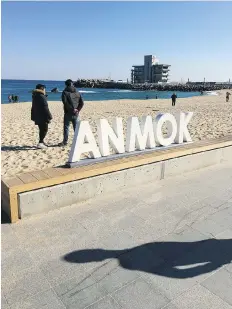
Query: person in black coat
[
  {"left": 31, "top": 84, "right": 52, "bottom": 149},
  {"left": 171, "top": 93, "right": 177, "bottom": 106},
  {"left": 59, "top": 79, "right": 84, "bottom": 146}
]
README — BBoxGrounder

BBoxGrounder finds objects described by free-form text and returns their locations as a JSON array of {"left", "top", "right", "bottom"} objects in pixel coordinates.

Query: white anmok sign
[{"left": 68, "top": 112, "right": 193, "bottom": 163}]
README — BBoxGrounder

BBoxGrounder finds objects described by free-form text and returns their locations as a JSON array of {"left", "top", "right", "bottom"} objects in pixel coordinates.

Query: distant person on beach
[
  {"left": 31, "top": 84, "right": 52, "bottom": 149},
  {"left": 171, "top": 93, "right": 177, "bottom": 106},
  {"left": 156, "top": 95, "right": 158, "bottom": 99},
  {"left": 12, "top": 95, "right": 19, "bottom": 103},
  {"left": 146, "top": 95, "right": 149, "bottom": 100},
  {"left": 8, "top": 95, "right": 12, "bottom": 103},
  {"left": 226, "top": 92, "right": 231, "bottom": 102},
  {"left": 59, "top": 79, "right": 84, "bottom": 146}
]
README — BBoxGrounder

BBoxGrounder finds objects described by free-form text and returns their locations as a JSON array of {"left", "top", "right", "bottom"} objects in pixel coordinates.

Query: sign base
[{"left": 66, "top": 142, "right": 193, "bottom": 168}]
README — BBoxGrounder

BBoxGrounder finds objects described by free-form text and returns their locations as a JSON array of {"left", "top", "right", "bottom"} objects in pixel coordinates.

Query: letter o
[{"left": 154, "top": 114, "right": 177, "bottom": 146}]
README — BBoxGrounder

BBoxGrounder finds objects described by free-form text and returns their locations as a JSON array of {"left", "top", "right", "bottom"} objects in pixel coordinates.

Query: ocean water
[{"left": 1, "top": 79, "right": 201, "bottom": 104}]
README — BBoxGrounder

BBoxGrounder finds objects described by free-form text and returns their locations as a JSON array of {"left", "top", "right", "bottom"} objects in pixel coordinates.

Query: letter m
[{"left": 126, "top": 116, "right": 155, "bottom": 152}]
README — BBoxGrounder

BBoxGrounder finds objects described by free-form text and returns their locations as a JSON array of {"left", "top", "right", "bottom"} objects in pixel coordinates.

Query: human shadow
[
  {"left": 63, "top": 239, "right": 232, "bottom": 279},
  {"left": 1, "top": 144, "right": 61, "bottom": 151},
  {"left": 1, "top": 145, "right": 37, "bottom": 151}
]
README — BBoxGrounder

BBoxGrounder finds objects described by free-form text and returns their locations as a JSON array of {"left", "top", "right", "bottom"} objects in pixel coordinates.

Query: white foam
[
  {"left": 79, "top": 90, "right": 96, "bottom": 93},
  {"left": 110, "top": 90, "right": 133, "bottom": 93},
  {"left": 203, "top": 91, "right": 218, "bottom": 96}
]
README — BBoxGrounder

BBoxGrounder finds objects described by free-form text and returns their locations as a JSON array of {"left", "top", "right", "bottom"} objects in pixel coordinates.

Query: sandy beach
[{"left": 1, "top": 90, "right": 232, "bottom": 178}]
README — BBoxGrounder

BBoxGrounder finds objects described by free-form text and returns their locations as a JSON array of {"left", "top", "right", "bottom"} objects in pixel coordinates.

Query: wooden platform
[{"left": 2, "top": 136, "right": 232, "bottom": 223}]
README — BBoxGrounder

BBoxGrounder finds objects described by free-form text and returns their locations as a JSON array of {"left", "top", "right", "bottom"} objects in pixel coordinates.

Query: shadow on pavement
[{"left": 63, "top": 238, "right": 232, "bottom": 279}]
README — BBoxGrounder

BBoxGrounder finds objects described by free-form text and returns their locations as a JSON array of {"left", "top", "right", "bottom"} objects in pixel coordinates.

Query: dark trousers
[
  {"left": 38, "top": 123, "right": 48, "bottom": 143},
  {"left": 172, "top": 100, "right": 176, "bottom": 106},
  {"left": 63, "top": 114, "right": 80, "bottom": 143}
]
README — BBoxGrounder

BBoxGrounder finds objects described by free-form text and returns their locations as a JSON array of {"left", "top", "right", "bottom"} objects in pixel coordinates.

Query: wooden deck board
[
  {"left": 3, "top": 177, "right": 24, "bottom": 187},
  {"left": 30, "top": 170, "right": 50, "bottom": 181},
  {"left": 43, "top": 167, "right": 64, "bottom": 178},
  {"left": 17, "top": 173, "right": 38, "bottom": 184}
]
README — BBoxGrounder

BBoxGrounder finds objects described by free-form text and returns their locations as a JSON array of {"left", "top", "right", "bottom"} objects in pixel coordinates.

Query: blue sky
[{"left": 1, "top": 1, "right": 232, "bottom": 82}]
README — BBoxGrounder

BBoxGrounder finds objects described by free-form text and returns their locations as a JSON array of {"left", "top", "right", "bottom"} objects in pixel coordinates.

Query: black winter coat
[
  {"left": 31, "top": 90, "right": 52, "bottom": 125},
  {"left": 62, "top": 86, "right": 84, "bottom": 116}
]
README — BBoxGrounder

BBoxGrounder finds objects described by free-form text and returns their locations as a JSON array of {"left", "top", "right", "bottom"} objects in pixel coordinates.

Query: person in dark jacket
[
  {"left": 59, "top": 79, "right": 84, "bottom": 146},
  {"left": 31, "top": 84, "right": 52, "bottom": 149},
  {"left": 8, "top": 95, "right": 12, "bottom": 103},
  {"left": 171, "top": 93, "right": 177, "bottom": 106}
]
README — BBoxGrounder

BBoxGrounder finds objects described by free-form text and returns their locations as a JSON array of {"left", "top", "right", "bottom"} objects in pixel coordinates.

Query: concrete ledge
[
  {"left": 18, "top": 162, "right": 163, "bottom": 218},
  {"left": 1, "top": 135, "right": 232, "bottom": 222}
]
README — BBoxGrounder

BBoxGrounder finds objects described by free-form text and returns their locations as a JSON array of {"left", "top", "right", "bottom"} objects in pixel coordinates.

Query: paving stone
[
  {"left": 1, "top": 294, "right": 9, "bottom": 309},
  {"left": 23, "top": 237, "right": 78, "bottom": 265},
  {"left": 208, "top": 208, "right": 232, "bottom": 230},
  {"left": 216, "top": 229, "right": 232, "bottom": 239},
  {"left": 110, "top": 212, "right": 146, "bottom": 235},
  {"left": 98, "top": 195, "right": 140, "bottom": 217},
  {"left": 131, "top": 198, "right": 181, "bottom": 221},
  {"left": 71, "top": 208, "right": 106, "bottom": 230},
  {"left": 1, "top": 247, "right": 34, "bottom": 280},
  {"left": 53, "top": 275, "right": 107, "bottom": 309},
  {"left": 201, "top": 268, "right": 232, "bottom": 305},
  {"left": 131, "top": 212, "right": 181, "bottom": 244},
  {"left": 226, "top": 263, "right": 232, "bottom": 274},
  {"left": 8, "top": 289, "right": 65, "bottom": 309},
  {"left": 141, "top": 269, "right": 199, "bottom": 300},
  {"left": 99, "top": 229, "right": 138, "bottom": 250},
  {"left": 196, "top": 195, "right": 228, "bottom": 209},
  {"left": 170, "top": 205, "right": 216, "bottom": 230},
  {"left": 86, "top": 296, "right": 122, "bottom": 309},
  {"left": 11, "top": 220, "right": 42, "bottom": 240},
  {"left": 91, "top": 260, "right": 140, "bottom": 294},
  {"left": 1, "top": 224, "right": 13, "bottom": 235},
  {"left": 191, "top": 218, "right": 229, "bottom": 237},
  {"left": 1, "top": 231, "right": 22, "bottom": 253},
  {"left": 112, "top": 277, "right": 170, "bottom": 309},
  {"left": 164, "top": 284, "right": 232, "bottom": 309},
  {"left": 39, "top": 255, "right": 98, "bottom": 286},
  {"left": 2, "top": 268, "right": 51, "bottom": 306}
]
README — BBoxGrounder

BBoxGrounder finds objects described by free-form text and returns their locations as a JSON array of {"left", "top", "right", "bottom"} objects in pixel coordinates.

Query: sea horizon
[{"left": 1, "top": 79, "right": 201, "bottom": 104}]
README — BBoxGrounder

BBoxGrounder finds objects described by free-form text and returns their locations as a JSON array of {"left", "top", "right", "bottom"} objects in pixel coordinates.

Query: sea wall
[{"left": 74, "top": 79, "right": 232, "bottom": 92}]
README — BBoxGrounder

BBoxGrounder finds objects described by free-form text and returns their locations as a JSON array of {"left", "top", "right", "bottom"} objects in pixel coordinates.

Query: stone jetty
[{"left": 74, "top": 79, "right": 231, "bottom": 92}]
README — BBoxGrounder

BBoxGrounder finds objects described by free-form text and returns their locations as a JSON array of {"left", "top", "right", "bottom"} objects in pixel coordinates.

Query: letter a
[{"left": 68, "top": 121, "right": 101, "bottom": 163}]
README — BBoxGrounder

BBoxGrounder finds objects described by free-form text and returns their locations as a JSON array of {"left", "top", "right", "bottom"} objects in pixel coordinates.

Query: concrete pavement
[{"left": 2, "top": 163, "right": 232, "bottom": 309}]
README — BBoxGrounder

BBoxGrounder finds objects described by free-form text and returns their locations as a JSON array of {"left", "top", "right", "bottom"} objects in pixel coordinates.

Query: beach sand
[{"left": 1, "top": 90, "right": 232, "bottom": 178}]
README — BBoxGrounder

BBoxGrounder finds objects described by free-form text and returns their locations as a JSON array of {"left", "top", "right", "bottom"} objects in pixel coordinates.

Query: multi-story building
[{"left": 131, "top": 55, "right": 170, "bottom": 84}]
